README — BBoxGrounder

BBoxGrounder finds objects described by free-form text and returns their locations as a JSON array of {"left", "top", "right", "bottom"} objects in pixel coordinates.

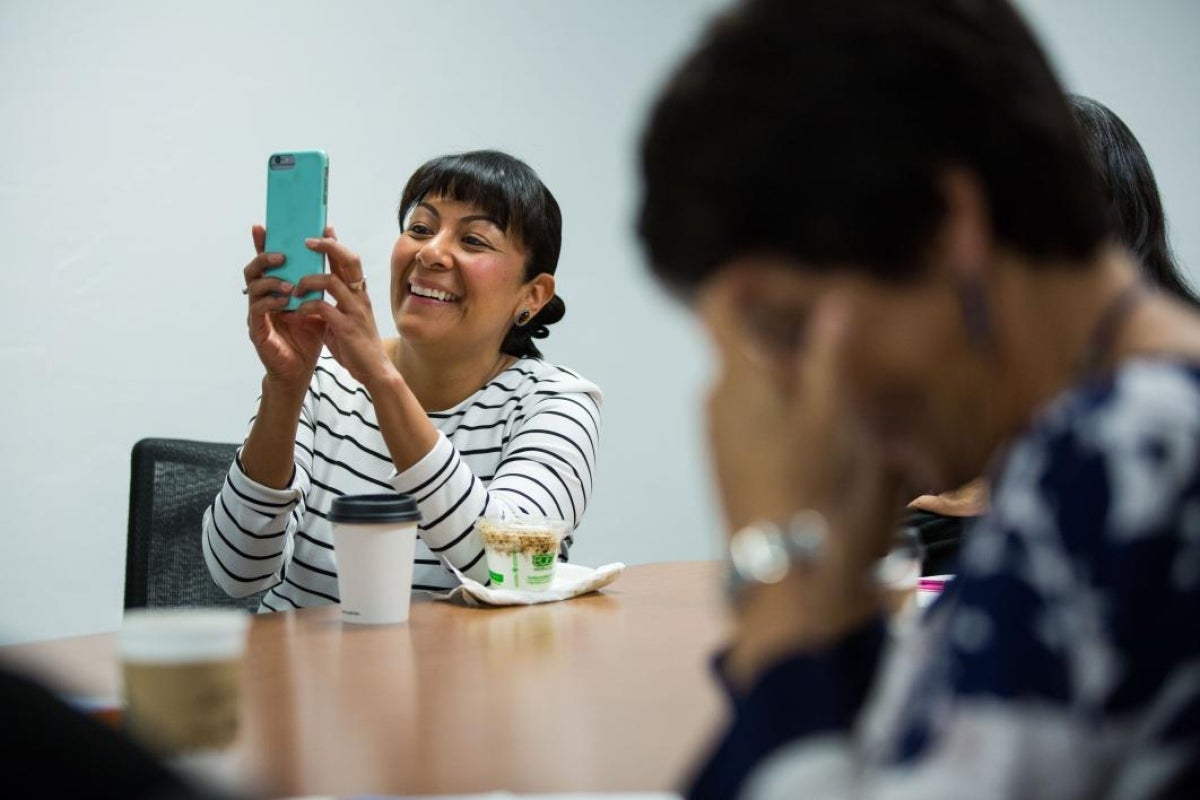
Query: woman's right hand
[
  {"left": 698, "top": 269, "right": 902, "bottom": 688},
  {"left": 243, "top": 224, "right": 327, "bottom": 388}
]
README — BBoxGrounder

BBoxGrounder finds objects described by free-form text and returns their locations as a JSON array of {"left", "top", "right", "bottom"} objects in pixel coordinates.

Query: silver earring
[{"left": 516, "top": 309, "right": 532, "bottom": 327}]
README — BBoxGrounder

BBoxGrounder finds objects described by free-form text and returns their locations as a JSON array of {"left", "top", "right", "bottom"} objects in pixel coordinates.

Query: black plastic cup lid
[{"left": 328, "top": 493, "right": 421, "bottom": 524}]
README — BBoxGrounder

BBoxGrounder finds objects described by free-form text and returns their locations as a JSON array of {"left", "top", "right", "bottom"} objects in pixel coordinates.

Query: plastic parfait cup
[{"left": 478, "top": 514, "right": 570, "bottom": 592}]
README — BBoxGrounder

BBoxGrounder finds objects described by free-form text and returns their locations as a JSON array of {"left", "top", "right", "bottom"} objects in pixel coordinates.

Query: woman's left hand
[{"left": 293, "top": 232, "right": 396, "bottom": 389}]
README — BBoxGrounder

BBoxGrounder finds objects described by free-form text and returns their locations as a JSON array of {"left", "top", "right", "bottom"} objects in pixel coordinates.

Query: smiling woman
[
  {"left": 203, "top": 150, "right": 602, "bottom": 611},
  {"left": 391, "top": 151, "right": 567, "bottom": 365}
]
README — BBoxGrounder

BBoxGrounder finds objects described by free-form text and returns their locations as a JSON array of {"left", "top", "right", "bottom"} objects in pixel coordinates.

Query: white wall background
[
  {"left": 2, "top": 0, "right": 1198, "bottom": 645},
  {"left": 1014, "top": 0, "right": 1200, "bottom": 286}
]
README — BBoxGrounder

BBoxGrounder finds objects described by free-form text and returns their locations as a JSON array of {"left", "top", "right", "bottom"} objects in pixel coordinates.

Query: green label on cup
[
  {"left": 489, "top": 570, "right": 504, "bottom": 584},
  {"left": 532, "top": 553, "right": 555, "bottom": 569},
  {"left": 527, "top": 574, "right": 552, "bottom": 585}
]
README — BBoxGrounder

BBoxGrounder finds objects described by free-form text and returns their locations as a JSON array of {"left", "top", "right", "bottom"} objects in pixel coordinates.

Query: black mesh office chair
[{"left": 125, "top": 437, "right": 265, "bottom": 611}]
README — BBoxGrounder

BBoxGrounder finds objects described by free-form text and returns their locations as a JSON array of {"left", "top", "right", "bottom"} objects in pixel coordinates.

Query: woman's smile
[{"left": 405, "top": 279, "right": 461, "bottom": 305}]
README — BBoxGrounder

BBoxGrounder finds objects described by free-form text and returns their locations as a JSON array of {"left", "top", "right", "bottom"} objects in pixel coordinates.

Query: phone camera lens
[{"left": 271, "top": 155, "right": 282, "bottom": 166}]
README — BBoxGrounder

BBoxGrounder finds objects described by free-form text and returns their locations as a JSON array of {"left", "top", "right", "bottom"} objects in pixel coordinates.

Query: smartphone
[{"left": 264, "top": 150, "right": 329, "bottom": 310}]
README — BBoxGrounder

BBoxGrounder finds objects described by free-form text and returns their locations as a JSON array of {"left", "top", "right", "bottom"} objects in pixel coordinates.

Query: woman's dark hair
[
  {"left": 399, "top": 150, "right": 565, "bottom": 358},
  {"left": 638, "top": 0, "right": 1109, "bottom": 298},
  {"left": 1069, "top": 95, "right": 1198, "bottom": 306}
]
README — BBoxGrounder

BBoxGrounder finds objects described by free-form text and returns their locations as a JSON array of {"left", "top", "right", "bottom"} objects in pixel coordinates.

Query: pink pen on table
[{"left": 916, "top": 575, "right": 952, "bottom": 609}]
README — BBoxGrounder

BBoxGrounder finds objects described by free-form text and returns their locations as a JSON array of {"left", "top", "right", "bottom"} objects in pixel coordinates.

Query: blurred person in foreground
[
  {"left": 637, "top": 0, "right": 1200, "bottom": 797},
  {"left": 907, "top": 93, "right": 1200, "bottom": 575},
  {"left": 0, "top": 664, "right": 249, "bottom": 799}
]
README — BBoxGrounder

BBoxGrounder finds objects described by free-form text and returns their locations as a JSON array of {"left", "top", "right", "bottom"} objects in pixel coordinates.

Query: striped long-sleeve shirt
[{"left": 202, "top": 353, "right": 602, "bottom": 612}]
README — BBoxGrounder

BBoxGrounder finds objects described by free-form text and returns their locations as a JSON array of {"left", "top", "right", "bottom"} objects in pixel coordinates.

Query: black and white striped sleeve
[
  {"left": 201, "top": 387, "right": 318, "bottom": 598},
  {"left": 388, "top": 385, "right": 601, "bottom": 584}
]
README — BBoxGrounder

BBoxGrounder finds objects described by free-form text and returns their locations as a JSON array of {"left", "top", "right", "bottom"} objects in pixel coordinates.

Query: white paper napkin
[{"left": 430, "top": 561, "right": 626, "bottom": 607}]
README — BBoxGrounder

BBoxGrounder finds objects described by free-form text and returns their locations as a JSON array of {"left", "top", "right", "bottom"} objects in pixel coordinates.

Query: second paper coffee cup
[
  {"left": 118, "top": 608, "right": 250, "bottom": 756},
  {"left": 329, "top": 493, "right": 422, "bottom": 625}
]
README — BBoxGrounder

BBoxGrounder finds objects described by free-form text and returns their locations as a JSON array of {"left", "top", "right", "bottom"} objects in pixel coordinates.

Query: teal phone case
[{"left": 264, "top": 150, "right": 329, "bottom": 310}]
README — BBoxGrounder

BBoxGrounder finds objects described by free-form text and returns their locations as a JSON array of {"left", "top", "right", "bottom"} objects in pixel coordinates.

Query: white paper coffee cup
[
  {"left": 329, "top": 493, "right": 422, "bottom": 625},
  {"left": 118, "top": 608, "right": 250, "bottom": 756}
]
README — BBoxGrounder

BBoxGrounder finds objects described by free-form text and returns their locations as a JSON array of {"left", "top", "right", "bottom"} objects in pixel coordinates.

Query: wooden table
[{"left": 0, "top": 561, "right": 731, "bottom": 798}]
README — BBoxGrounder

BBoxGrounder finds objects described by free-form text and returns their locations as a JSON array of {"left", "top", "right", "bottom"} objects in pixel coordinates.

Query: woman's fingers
[
  {"left": 795, "top": 292, "right": 852, "bottom": 404},
  {"left": 295, "top": 297, "right": 336, "bottom": 322},
  {"left": 296, "top": 236, "right": 369, "bottom": 308},
  {"left": 697, "top": 273, "right": 750, "bottom": 363},
  {"left": 907, "top": 478, "right": 989, "bottom": 516},
  {"left": 304, "top": 236, "right": 363, "bottom": 282},
  {"left": 293, "top": 272, "right": 370, "bottom": 310},
  {"left": 243, "top": 230, "right": 292, "bottom": 312},
  {"left": 243, "top": 251, "right": 284, "bottom": 286},
  {"left": 244, "top": 276, "right": 295, "bottom": 305}
]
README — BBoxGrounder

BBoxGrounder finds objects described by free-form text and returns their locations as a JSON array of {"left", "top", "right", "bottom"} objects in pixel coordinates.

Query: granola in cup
[{"left": 478, "top": 514, "right": 570, "bottom": 592}]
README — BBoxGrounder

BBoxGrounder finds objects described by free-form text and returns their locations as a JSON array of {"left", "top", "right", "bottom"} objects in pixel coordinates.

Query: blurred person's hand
[
  {"left": 698, "top": 267, "right": 904, "bottom": 687},
  {"left": 908, "top": 476, "right": 989, "bottom": 517}
]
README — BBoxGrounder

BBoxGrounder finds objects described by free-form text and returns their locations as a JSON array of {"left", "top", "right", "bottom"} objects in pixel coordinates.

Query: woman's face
[
  {"left": 391, "top": 195, "right": 540, "bottom": 354},
  {"left": 705, "top": 260, "right": 1000, "bottom": 496}
]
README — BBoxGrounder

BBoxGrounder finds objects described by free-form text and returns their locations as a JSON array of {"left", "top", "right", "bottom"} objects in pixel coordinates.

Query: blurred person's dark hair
[
  {"left": 1069, "top": 94, "right": 1199, "bottom": 306},
  {"left": 638, "top": 0, "right": 1108, "bottom": 299},
  {"left": 399, "top": 149, "right": 566, "bottom": 358}
]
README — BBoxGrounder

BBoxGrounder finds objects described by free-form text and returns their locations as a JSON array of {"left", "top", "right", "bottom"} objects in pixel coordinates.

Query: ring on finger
[{"left": 347, "top": 278, "right": 366, "bottom": 292}]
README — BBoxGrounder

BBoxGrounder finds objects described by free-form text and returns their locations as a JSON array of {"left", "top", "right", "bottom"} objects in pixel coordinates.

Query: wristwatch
[{"left": 725, "top": 509, "right": 828, "bottom": 606}]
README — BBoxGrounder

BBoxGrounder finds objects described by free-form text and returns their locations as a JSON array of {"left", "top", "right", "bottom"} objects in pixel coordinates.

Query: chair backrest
[{"left": 125, "top": 437, "right": 264, "bottom": 611}]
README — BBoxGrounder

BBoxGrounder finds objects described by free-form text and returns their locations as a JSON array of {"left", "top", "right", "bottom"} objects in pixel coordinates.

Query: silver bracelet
[{"left": 725, "top": 509, "right": 828, "bottom": 606}]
